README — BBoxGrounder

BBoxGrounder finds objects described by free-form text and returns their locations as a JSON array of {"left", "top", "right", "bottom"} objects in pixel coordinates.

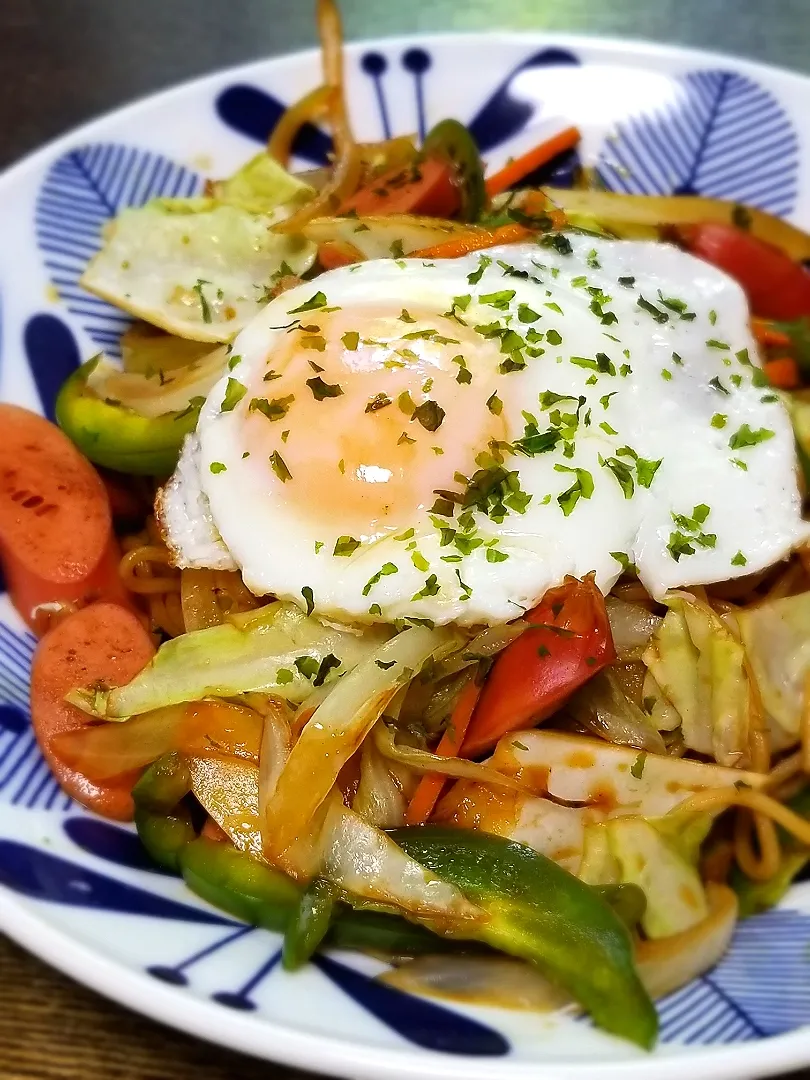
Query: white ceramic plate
[{"left": 2, "top": 31, "right": 810, "bottom": 1080}]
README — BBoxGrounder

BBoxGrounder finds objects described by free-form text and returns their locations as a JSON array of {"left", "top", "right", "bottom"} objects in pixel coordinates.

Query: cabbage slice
[
  {"left": 607, "top": 817, "right": 708, "bottom": 938},
  {"left": 208, "top": 152, "right": 315, "bottom": 215},
  {"left": 82, "top": 202, "right": 315, "bottom": 342},
  {"left": 441, "top": 731, "right": 761, "bottom": 875},
  {"left": 643, "top": 593, "right": 749, "bottom": 765},
  {"left": 69, "top": 602, "right": 390, "bottom": 718},
  {"left": 735, "top": 590, "right": 810, "bottom": 737}
]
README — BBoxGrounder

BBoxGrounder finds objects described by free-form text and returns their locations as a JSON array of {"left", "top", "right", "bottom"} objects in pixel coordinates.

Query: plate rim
[{"left": 2, "top": 27, "right": 810, "bottom": 1080}]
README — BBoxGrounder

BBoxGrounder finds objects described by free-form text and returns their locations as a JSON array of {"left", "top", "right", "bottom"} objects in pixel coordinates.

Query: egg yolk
[{"left": 243, "top": 302, "right": 508, "bottom": 539}]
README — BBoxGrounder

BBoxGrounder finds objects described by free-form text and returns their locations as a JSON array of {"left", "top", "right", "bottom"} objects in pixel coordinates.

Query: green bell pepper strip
[
  {"left": 422, "top": 119, "right": 486, "bottom": 223},
  {"left": 134, "top": 806, "right": 196, "bottom": 872},
  {"left": 55, "top": 356, "right": 201, "bottom": 476},
  {"left": 282, "top": 877, "right": 338, "bottom": 971},
  {"left": 132, "top": 753, "right": 196, "bottom": 871},
  {"left": 390, "top": 826, "right": 658, "bottom": 1050},
  {"left": 178, "top": 838, "right": 458, "bottom": 956},
  {"left": 732, "top": 784, "right": 810, "bottom": 917},
  {"left": 132, "top": 752, "right": 192, "bottom": 814},
  {"left": 596, "top": 883, "right": 647, "bottom": 932}
]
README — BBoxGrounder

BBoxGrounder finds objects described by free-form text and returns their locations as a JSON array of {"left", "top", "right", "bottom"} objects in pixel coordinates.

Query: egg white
[{"left": 161, "top": 234, "right": 809, "bottom": 625}]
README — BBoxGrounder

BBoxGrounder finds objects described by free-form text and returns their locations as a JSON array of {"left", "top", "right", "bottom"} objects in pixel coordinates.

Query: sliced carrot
[
  {"left": 318, "top": 240, "right": 365, "bottom": 270},
  {"left": 403, "top": 680, "right": 481, "bottom": 826},
  {"left": 764, "top": 355, "right": 800, "bottom": 389},
  {"left": 410, "top": 222, "right": 534, "bottom": 260},
  {"left": 485, "top": 126, "right": 581, "bottom": 197},
  {"left": 752, "top": 317, "right": 791, "bottom": 349},
  {"left": 339, "top": 157, "right": 459, "bottom": 219},
  {"left": 0, "top": 404, "right": 129, "bottom": 632},
  {"left": 30, "top": 602, "right": 156, "bottom": 820}
]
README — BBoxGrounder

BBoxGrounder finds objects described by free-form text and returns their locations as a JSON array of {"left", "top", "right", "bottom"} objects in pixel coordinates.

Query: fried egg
[{"left": 158, "top": 234, "right": 808, "bottom": 625}]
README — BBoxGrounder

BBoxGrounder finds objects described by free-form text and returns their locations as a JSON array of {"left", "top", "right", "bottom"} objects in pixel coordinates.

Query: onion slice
[
  {"left": 263, "top": 625, "right": 459, "bottom": 858},
  {"left": 373, "top": 722, "right": 524, "bottom": 791},
  {"left": 636, "top": 883, "right": 737, "bottom": 998}
]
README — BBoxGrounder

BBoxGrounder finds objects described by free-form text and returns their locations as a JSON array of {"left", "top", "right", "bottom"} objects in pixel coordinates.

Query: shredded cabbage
[
  {"left": 82, "top": 202, "right": 316, "bottom": 342},
  {"left": 85, "top": 346, "right": 228, "bottom": 418},
  {"left": 69, "top": 601, "right": 391, "bottom": 718},
  {"left": 208, "top": 152, "right": 315, "bottom": 215},
  {"left": 607, "top": 817, "right": 708, "bottom": 938},
  {"left": 643, "top": 593, "right": 749, "bottom": 765},
  {"left": 735, "top": 589, "right": 810, "bottom": 737}
]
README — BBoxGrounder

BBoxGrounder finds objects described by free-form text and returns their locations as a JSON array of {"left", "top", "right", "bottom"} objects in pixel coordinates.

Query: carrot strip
[
  {"left": 317, "top": 240, "right": 365, "bottom": 269},
  {"left": 410, "top": 223, "right": 533, "bottom": 260},
  {"left": 764, "top": 355, "right": 800, "bottom": 389},
  {"left": 752, "top": 317, "right": 791, "bottom": 349},
  {"left": 484, "top": 126, "right": 581, "bottom": 198},
  {"left": 403, "top": 680, "right": 481, "bottom": 826}
]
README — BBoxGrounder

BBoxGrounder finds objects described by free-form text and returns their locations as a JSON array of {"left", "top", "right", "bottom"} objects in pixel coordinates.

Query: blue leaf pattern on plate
[
  {"left": 0, "top": 839, "right": 237, "bottom": 924},
  {"left": 0, "top": 622, "right": 67, "bottom": 811},
  {"left": 215, "top": 86, "right": 332, "bottom": 163},
  {"left": 468, "top": 48, "right": 580, "bottom": 153},
  {"left": 24, "top": 313, "right": 80, "bottom": 421},
  {"left": 36, "top": 144, "right": 202, "bottom": 357},
  {"left": 63, "top": 817, "right": 175, "bottom": 876},
  {"left": 597, "top": 70, "right": 799, "bottom": 215},
  {"left": 314, "top": 954, "right": 509, "bottom": 1055}
]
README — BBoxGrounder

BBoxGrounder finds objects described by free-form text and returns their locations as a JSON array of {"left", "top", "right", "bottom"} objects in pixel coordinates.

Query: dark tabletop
[{"left": 2, "top": 1, "right": 810, "bottom": 1077}]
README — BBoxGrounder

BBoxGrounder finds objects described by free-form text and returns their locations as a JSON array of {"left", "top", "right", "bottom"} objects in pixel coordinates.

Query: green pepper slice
[
  {"left": 179, "top": 838, "right": 457, "bottom": 956},
  {"left": 132, "top": 753, "right": 196, "bottom": 871},
  {"left": 282, "top": 877, "right": 338, "bottom": 970},
  {"left": 132, "top": 752, "right": 192, "bottom": 814},
  {"left": 390, "top": 826, "right": 658, "bottom": 1049},
  {"left": 422, "top": 119, "right": 486, "bottom": 223},
  {"left": 55, "top": 356, "right": 201, "bottom": 475}
]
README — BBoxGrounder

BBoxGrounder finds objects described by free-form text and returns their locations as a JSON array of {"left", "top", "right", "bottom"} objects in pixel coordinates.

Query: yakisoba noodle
[{"left": 120, "top": 521, "right": 184, "bottom": 638}]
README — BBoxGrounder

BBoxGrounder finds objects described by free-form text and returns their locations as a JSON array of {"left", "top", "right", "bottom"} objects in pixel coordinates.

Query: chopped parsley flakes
[
  {"left": 307, "top": 376, "right": 344, "bottom": 400},
  {"left": 221, "top": 378, "right": 247, "bottom": 412},
  {"left": 333, "top": 535, "right": 360, "bottom": 557},
  {"left": 728, "top": 424, "right": 774, "bottom": 450},
  {"left": 249, "top": 395, "right": 294, "bottom": 421},
  {"left": 288, "top": 291, "right": 328, "bottom": 314},
  {"left": 555, "top": 465, "right": 594, "bottom": 516},
  {"left": 268, "top": 451, "right": 291, "bottom": 482},
  {"left": 412, "top": 399, "right": 446, "bottom": 431},
  {"left": 362, "top": 562, "right": 398, "bottom": 596}
]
